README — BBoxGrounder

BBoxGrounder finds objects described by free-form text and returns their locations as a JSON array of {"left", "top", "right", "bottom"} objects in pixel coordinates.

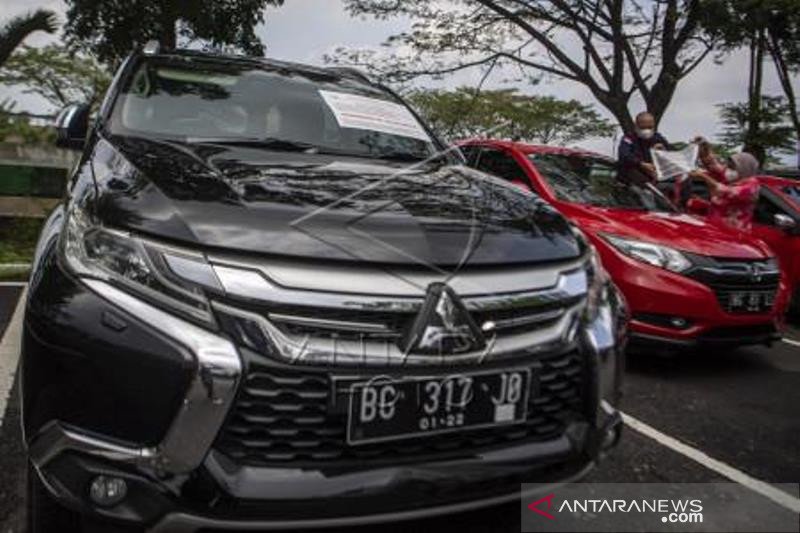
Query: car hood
[
  {"left": 561, "top": 204, "right": 770, "bottom": 259},
  {"left": 93, "top": 136, "right": 581, "bottom": 266}
]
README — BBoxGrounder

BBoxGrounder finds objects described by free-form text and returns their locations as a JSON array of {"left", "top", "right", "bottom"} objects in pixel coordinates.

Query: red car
[
  {"left": 669, "top": 174, "right": 800, "bottom": 314},
  {"left": 714, "top": 175, "right": 799, "bottom": 313},
  {"left": 460, "top": 140, "right": 790, "bottom": 349}
]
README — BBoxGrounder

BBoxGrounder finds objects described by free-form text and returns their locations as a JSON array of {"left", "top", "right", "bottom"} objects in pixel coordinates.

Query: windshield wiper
[{"left": 186, "top": 136, "right": 320, "bottom": 152}]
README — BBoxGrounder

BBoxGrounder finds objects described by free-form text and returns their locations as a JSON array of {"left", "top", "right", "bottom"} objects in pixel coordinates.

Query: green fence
[
  {"left": 0, "top": 143, "right": 74, "bottom": 220},
  {"left": 0, "top": 163, "right": 67, "bottom": 197}
]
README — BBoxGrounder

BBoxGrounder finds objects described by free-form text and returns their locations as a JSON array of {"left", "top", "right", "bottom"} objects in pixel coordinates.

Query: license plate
[
  {"left": 346, "top": 369, "right": 532, "bottom": 445},
  {"left": 727, "top": 291, "right": 775, "bottom": 312}
]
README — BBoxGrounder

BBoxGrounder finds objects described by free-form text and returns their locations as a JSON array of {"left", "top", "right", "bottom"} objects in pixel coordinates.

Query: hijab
[{"left": 728, "top": 152, "right": 760, "bottom": 181}]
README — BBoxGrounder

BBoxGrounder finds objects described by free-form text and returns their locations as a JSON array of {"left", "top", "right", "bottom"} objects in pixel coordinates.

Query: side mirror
[
  {"left": 774, "top": 213, "right": 798, "bottom": 233},
  {"left": 55, "top": 103, "right": 91, "bottom": 150}
]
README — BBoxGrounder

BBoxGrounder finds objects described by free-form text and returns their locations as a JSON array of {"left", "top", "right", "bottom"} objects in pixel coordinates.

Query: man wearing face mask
[{"left": 618, "top": 111, "right": 670, "bottom": 184}]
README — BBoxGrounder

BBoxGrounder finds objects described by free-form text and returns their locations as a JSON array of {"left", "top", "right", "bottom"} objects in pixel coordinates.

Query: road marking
[
  {"left": 0, "top": 282, "right": 28, "bottom": 288},
  {"left": 781, "top": 337, "right": 800, "bottom": 348},
  {"left": 0, "top": 287, "right": 26, "bottom": 427},
  {"left": 621, "top": 411, "right": 800, "bottom": 514},
  {"left": 0, "top": 263, "right": 31, "bottom": 269}
]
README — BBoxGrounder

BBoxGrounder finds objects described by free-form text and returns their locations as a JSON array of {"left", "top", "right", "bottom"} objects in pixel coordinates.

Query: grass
[{"left": 0, "top": 217, "right": 44, "bottom": 280}]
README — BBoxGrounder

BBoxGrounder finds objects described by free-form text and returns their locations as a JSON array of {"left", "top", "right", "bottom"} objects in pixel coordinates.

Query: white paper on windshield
[
  {"left": 319, "top": 90, "right": 431, "bottom": 141},
  {"left": 651, "top": 144, "right": 699, "bottom": 181}
]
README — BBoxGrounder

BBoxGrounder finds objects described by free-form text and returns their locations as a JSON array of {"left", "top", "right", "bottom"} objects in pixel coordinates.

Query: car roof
[
  {"left": 141, "top": 48, "right": 372, "bottom": 85},
  {"left": 459, "top": 139, "right": 609, "bottom": 161}
]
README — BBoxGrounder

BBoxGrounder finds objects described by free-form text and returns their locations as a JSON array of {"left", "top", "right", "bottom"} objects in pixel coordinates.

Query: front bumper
[
  {"left": 32, "top": 419, "right": 620, "bottom": 531},
  {"left": 595, "top": 246, "right": 788, "bottom": 349},
  {"left": 23, "top": 249, "right": 623, "bottom": 529}
]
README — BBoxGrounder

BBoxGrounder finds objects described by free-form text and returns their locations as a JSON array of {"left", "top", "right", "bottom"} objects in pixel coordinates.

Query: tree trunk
[
  {"left": 593, "top": 90, "right": 633, "bottom": 135},
  {"left": 160, "top": 3, "right": 178, "bottom": 50},
  {"left": 767, "top": 30, "right": 800, "bottom": 169},
  {"left": 0, "top": 10, "right": 56, "bottom": 67},
  {"left": 744, "top": 30, "right": 766, "bottom": 164}
]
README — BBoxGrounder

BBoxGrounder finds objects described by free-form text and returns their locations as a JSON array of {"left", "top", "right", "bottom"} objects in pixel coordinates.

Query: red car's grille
[{"left": 684, "top": 258, "right": 780, "bottom": 315}]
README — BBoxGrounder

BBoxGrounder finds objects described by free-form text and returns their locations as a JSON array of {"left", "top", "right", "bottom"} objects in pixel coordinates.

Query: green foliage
[
  {"left": 0, "top": 9, "right": 57, "bottom": 67},
  {"left": 702, "top": 0, "right": 800, "bottom": 58},
  {"left": 0, "top": 44, "right": 111, "bottom": 110},
  {"left": 0, "top": 217, "right": 44, "bottom": 264},
  {"left": 333, "top": 1, "right": 718, "bottom": 132},
  {"left": 64, "top": 0, "right": 285, "bottom": 65},
  {"left": 717, "top": 96, "right": 796, "bottom": 164},
  {"left": 407, "top": 88, "right": 614, "bottom": 145},
  {"left": 0, "top": 100, "right": 55, "bottom": 145}
]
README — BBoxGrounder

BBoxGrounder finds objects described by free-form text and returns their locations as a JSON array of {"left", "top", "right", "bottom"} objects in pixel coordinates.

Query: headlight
[
  {"left": 584, "top": 244, "right": 610, "bottom": 321},
  {"left": 601, "top": 234, "right": 691, "bottom": 273},
  {"left": 61, "top": 202, "right": 220, "bottom": 325}
]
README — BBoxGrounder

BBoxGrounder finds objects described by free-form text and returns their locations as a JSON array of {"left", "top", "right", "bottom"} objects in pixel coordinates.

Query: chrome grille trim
[
  {"left": 213, "top": 300, "right": 584, "bottom": 366},
  {"left": 207, "top": 254, "right": 586, "bottom": 298},
  {"left": 491, "top": 307, "right": 566, "bottom": 330},
  {"left": 212, "top": 263, "right": 588, "bottom": 313},
  {"left": 268, "top": 312, "right": 397, "bottom": 335},
  {"left": 210, "top": 255, "right": 589, "bottom": 365}
]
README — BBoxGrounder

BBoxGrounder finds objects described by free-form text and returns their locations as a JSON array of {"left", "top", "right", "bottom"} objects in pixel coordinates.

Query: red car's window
[
  {"left": 529, "top": 153, "right": 674, "bottom": 212},
  {"left": 781, "top": 185, "right": 800, "bottom": 207}
]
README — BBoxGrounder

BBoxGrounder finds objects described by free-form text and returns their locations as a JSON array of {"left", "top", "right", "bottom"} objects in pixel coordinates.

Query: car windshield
[
  {"left": 529, "top": 153, "right": 674, "bottom": 212},
  {"left": 107, "top": 57, "right": 439, "bottom": 161}
]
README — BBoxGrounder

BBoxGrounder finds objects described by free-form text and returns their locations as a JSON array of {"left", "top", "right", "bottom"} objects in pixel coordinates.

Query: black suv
[{"left": 23, "top": 46, "right": 624, "bottom": 532}]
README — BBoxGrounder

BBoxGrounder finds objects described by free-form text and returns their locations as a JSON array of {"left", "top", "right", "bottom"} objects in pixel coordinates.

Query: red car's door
[{"left": 752, "top": 183, "right": 800, "bottom": 304}]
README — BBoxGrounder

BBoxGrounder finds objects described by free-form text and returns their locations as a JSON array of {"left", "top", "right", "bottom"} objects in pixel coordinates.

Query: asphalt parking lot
[{"left": 0, "top": 284, "right": 798, "bottom": 532}]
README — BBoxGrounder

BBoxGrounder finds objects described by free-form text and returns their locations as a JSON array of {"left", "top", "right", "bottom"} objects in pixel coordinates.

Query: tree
[
  {"left": 64, "top": 0, "right": 285, "bottom": 66},
  {"left": 0, "top": 10, "right": 57, "bottom": 67},
  {"left": 703, "top": 0, "right": 800, "bottom": 165},
  {"left": 0, "top": 45, "right": 111, "bottom": 110},
  {"left": 330, "top": 1, "right": 719, "bottom": 132},
  {"left": 717, "top": 96, "right": 796, "bottom": 164},
  {"left": 0, "top": 100, "right": 56, "bottom": 144},
  {"left": 407, "top": 87, "right": 614, "bottom": 144}
]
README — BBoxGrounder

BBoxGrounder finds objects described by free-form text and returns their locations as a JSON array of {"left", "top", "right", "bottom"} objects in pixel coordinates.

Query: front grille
[
  {"left": 261, "top": 300, "right": 575, "bottom": 341},
  {"left": 214, "top": 350, "right": 586, "bottom": 466},
  {"left": 684, "top": 257, "right": 779, "bottom": 314}
]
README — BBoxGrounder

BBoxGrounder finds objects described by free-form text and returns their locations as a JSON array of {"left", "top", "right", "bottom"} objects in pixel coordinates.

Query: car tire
[{"left": 27, "top": 462, "right": 81, "bottom": 533}]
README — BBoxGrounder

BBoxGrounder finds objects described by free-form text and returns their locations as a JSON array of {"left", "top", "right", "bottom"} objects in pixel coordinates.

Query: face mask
[
  {"left": 636, "top": 128, "right": 654, "bottom": 140},
  {"left": 724, "top": 168, "right": 739, "bottom": 182}
]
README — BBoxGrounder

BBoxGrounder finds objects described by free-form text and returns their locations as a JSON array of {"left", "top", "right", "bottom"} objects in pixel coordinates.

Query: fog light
[
  {"left": 89, "top": 475, "right": 127, "bottom": 507},
  {"left": 670, "top": 317, "right": 689, "bottom": 328}
]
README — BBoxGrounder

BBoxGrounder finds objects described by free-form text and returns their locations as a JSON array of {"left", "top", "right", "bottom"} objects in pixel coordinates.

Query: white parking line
[
  {"left": 782, "top": 337, "right": 800, "bottom": 348},
  {"left": 0, "top": 282, "right": 28, "bottom": 288},
  {"left": 0, "top": 287, "right": 26, "bottom": 427},
  {"left": 621, "top": 411, "right": 800, "bottom": 514}
]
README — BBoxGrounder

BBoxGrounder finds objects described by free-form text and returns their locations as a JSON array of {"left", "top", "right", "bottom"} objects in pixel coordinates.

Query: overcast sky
[{"left": 1, "top": 0, "right": 797, "bottom": 163}]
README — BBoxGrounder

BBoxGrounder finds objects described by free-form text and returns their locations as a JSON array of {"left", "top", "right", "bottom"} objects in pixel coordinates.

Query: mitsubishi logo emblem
[{"left": 401, "top": 283, "right": 485, "bottom": 355}]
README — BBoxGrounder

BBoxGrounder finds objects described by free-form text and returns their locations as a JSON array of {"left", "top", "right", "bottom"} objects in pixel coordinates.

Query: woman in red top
[{"left": 689, "top": 142, "right": 761, "bottom": 232}]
